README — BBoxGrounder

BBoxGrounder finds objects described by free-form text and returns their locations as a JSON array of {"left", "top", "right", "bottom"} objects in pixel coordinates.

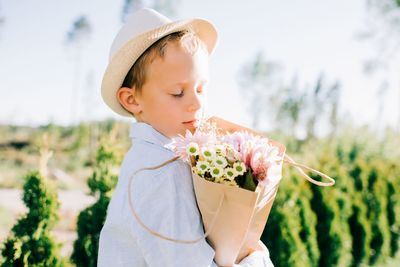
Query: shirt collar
[{"left": 129, "top": 122, "right": 174, "bottom": 150}]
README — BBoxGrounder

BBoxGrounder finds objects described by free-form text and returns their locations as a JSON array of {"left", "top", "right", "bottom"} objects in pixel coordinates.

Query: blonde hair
[{"left": 121, "top": 30, "right": 208, "bottom": 92}]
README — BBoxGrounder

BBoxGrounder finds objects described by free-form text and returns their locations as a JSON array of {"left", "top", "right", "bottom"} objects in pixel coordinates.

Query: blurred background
[{"left": 0, "top": 0, "right": 399, "bottom": 266}]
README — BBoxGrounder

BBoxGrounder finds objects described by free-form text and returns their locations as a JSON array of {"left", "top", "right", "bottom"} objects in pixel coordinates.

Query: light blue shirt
[{"left": 98, "top": 122, "right": 274, "bottom": 267}]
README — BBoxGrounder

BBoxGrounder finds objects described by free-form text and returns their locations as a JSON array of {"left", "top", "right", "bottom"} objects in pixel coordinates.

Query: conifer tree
[
  {"left": 386, "top": 161, "right": 400, "bottom": 257},
  {"left": 262, "top": 176, "right": 312, "bottom": 267},
  {"left": 71, "top": 131, "right": 120, "bottom": 267},
  {"left": 1, "top": 143, "right": 62, "bottom": 267},
  {"left": 366, "top": 160, "right": 391, "bottom": 265},
  {"left": 309, "top": 154, "right": 353, "bottom": 267},
  {"left": 295, "top": 181, "right": 319, "bottom": 266},
  {"left": 348, "top": 159, "right": 372, "bottom": 266}
]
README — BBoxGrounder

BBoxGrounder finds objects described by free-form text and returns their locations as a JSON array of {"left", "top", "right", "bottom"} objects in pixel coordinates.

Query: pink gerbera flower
[{"left": 250, "top": 143, "right": 281, "bottom": 184}]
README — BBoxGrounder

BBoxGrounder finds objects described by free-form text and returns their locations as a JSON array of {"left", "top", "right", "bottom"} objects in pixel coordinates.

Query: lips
[{"left": 183, "top": 119, "right": 198, "bottom": 127}]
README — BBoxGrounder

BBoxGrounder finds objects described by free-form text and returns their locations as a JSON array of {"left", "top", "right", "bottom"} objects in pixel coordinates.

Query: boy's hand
[
  {"left": 221, "top": 240, "right": 269, "bottom": 267},
  {"left": 208, "top": 116, "right": 261, "bottom": 136},
  {"left": 255, "top": 240, "right": 269, "bottom": 253},
  {"left": 243, "top": 240, "right": 269, "bottom": 258},
  {"left": 230, "top": 241, "right": 271, "bottom": 267}
]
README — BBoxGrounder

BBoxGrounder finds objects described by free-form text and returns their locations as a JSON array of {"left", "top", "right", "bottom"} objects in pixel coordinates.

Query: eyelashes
[
  {"left": 172, "top": 91, "right": 184, "bottom": 98},
  {"left": 171, "top": 88, "right": 204, "bottom": 98}
]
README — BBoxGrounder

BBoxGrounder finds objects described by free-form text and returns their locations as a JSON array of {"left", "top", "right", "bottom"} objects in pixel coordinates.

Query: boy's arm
[
  {"left": 208, "top": 116, "right": 261, "bottom": 136},
  {"left": 128, "top": 160, "right": 218, "bottom": 267}
]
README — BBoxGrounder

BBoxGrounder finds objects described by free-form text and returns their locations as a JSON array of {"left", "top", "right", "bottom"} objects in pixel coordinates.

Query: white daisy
[
  {"left": 201, "top": 146, "right": 215, "bottom": 160},
  {"left": 186, "top": 142, "right": 199, "bottom": 156},
  {"left": 210, "top": 166, "right": 224, "bottom": 178},
  {"left": 213, "top": 156, "right": 228, "bottom": 168},
  {"left": 196, "top": 160, "right": 210, "bottom": 174},
  {"left": 224, "top": 167, "right": 237, "bottom": 181},
  {"left": 233, "top": 162, "right": 246, "bottom": 176}
]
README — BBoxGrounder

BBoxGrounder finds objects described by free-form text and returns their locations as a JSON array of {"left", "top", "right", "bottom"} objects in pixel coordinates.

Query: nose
[{"left": 187, "top": 91, "right": 202, "bottom": 112}]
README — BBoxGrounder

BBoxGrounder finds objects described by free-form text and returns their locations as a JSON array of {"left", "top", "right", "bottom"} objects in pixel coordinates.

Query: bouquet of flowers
[
  {"left": 173, "top": 121, "right": 283, "bottom": 191},
  {"left": 170, "top": 121, "right": 286, "bottom": 266}
]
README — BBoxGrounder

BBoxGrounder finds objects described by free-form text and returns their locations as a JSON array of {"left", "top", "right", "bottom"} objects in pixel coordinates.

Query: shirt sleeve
[{"left": 126, "top": 160, "right": 217, "bottom": 267}]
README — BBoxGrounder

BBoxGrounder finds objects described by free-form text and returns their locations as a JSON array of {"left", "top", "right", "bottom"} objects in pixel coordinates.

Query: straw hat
[{"left": 101, "top": 8, "right": 218, "bottom": 117}]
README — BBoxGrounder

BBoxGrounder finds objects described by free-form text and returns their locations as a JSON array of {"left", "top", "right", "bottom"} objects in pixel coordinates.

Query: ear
[{"left": 116, "top": 87, "right": 142, "bottom": 115}]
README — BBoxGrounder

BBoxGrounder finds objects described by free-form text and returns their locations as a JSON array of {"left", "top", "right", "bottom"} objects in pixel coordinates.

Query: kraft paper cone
[
  {"left": 235, "top": 162, "right": 283, "bottom": 263},
  {"left": 192, "top": 140, "right": 285, "bottom": 266},
  {"left": 192, "top": 172, "right": 259, "bottom": 266}
]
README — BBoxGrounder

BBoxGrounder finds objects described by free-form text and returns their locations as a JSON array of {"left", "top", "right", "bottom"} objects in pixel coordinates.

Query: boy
[{"left": 98, "top": 8, "right": 274, "bottom": 267}]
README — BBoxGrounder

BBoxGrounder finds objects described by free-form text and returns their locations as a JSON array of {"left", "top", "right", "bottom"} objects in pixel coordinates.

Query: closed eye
[{"left": 171, "top": 91, "right": 184, "bottom": 98}]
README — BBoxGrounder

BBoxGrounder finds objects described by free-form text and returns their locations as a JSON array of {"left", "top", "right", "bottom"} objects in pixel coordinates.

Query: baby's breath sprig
[{"left": 195, "top": 116, "right": 219, "bottom": 136}]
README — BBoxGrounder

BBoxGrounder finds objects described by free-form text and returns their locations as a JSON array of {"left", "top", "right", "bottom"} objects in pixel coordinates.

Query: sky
[{"left": 0, "top": 0, "right": 399, "bottom": 131}]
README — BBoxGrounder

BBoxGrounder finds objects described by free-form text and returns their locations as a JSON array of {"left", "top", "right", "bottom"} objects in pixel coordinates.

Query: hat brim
[{"left": 101, "top": 18, "right": 218, "bottom": 117}]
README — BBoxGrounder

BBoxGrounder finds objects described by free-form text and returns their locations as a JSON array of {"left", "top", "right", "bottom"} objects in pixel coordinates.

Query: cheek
[
  {"left": 144, "top": 95, "right": 166, "bottom": 112},
  {"left": 166, "top": 102, "right": 183, "bottom": 116},
  {"left": 152, "top": 97, "right": 179, "bottom": 117}
]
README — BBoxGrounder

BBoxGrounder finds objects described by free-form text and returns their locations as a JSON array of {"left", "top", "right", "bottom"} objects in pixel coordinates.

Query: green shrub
[
  {"left": 1, "top": 171, "right": 63, "bottom": 267},
  {"left": 71, "top": 135, "right": 119, "bottom": 267},
  {"left": 262, "top": 173, "right": 314, "bottom": 267},
  {"left": 367, "top": 160, "right": 391, "bottom": 265},
  {"left": 386, "top": 161, "right": 400, "bottom": 257}
]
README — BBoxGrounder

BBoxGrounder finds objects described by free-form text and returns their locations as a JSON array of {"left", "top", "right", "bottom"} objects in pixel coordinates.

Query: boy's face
[{"left": 134, "top": 42, "right": 209, "bottom": 138}]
